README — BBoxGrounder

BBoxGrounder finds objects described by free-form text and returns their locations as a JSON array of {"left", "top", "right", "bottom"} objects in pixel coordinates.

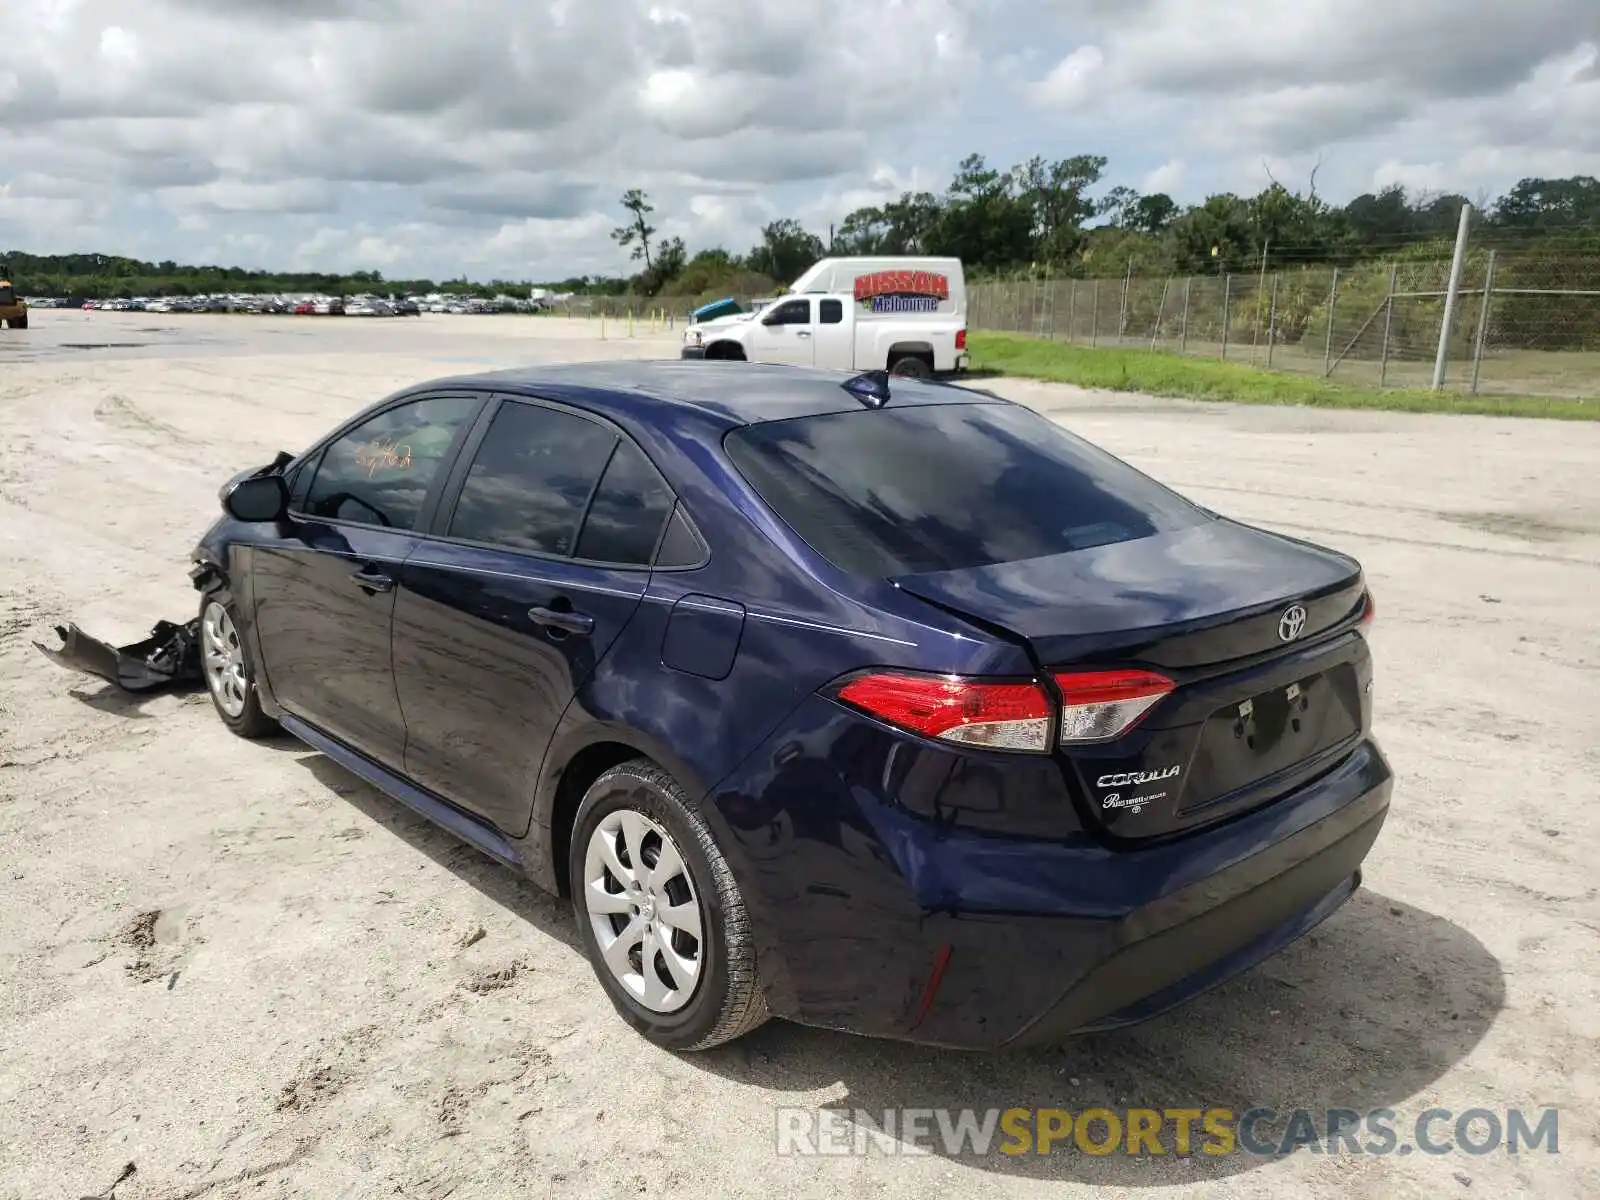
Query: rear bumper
[
  {"left": 680, "top": 345, "right": 707, "bottom": 360},
  {"left": 1001, "top": 791, "right": 1382, "bottom": 1044},
  {"left": 711, "top": 705, "right": 1392, "bottom": 1049}
]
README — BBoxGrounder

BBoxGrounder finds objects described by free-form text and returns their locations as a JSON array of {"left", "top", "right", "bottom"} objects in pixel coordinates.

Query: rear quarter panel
[{"left": 523, "top": 507, "right": 1034, "bottom": 891}]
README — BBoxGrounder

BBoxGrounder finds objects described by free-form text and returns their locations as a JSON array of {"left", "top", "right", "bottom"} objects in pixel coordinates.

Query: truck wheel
[
  {"left": 890, "top": 354, "right": 932, "bottom": 380},
  {"left": 13, "top": 317, "right": 26, "bottom": 330}
]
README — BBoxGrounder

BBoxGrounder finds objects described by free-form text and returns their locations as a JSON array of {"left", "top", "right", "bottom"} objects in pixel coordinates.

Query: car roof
[{"left": 423, "top": 360, "right": 1000, "bottom": 429}]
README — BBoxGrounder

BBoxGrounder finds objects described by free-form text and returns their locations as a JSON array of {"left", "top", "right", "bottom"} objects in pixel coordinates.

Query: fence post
[
  {"left": 1090, "top": 279, "right": 1099, "bottom": 348},
  {"left": 1253, "top": 241, "right": 1271, "bottom": 361},
  {"left": 1432, "top": 202, "right": 1473, "bottom": 390},
  {"left": 1067, "top": 280, "right": 1077, "bottom": 344},
  {"left": 1220, "top": 275, "right": 1232, "bottom": 359},
  {"left": 1150, "top": 278, "right": 1171, "bottom": 350},
  {"left": 1266, "top": 273, "right": 1280, "bottom": 368},
  {"left": 1379, "top": 264, "right": 1397, "bottom": 387},
  {"left": 1180, "top": 278, "right": 1192, "bottom": 354},
  {"left": 1470, "top": 249, "right": 1498, "bottom": 395},
  {"left": 1322, "top": 268, "right": 1341, "bottom": 376},
  {"left": 1118, "top": 260, "right": 1132, "bottom": 344}
]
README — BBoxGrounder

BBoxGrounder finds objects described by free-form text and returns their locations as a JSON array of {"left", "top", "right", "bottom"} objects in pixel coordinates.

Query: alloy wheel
[
  {"left": 582, "top": 809, "right": 704, "bottom": 1013},
  {"left": 201, "top": 601, "right": 248, "bottom": 718}
]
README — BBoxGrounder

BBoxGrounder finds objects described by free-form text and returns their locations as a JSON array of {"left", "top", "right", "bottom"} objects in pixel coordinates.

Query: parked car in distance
[{"left": 190, "top": 361, "right": 1390, "bottom": 1051}]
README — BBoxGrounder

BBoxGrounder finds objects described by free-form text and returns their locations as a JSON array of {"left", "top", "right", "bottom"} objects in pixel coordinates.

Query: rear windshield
[{"left": 724, "top": 401, "right": 1210, "bottom": 577}]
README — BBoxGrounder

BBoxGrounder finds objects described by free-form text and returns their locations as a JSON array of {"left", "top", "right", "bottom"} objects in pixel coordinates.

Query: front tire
[
  {"left": 199, "top": 594, "right": 276, "bottom": 738},
  {"left": 569, "top": 759, "right": 768, "bottom": 1050}
]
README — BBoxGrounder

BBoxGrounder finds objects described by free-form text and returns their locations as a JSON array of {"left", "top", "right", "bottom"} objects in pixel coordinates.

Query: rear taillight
[
  {"left": 955, "top": 328, "right": 967, "bottom": 350},
  {"left": 1053, "top": 669, "right": 1175, "bottom": 744},
  {"left": 1360, "top": 590, "right": 1376, "bottom": 626},
  {"left": 832, "top": 671, "right": 1053, "bottom": 753}
]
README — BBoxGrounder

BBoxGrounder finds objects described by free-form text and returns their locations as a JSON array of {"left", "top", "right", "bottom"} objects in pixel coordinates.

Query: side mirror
[{"left": 222, "top": 474, "right": 287, "bottom": 522}]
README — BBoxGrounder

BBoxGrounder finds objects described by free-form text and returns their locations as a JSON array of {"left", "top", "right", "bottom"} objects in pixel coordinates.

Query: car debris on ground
[{"left": 34, "top": 619, "right": 202, "bottom": 693}]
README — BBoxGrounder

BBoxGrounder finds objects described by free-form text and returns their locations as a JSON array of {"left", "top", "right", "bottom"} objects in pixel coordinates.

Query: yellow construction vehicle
[{"left": 0, "top": 264, "right": 27, "bottom": 329}]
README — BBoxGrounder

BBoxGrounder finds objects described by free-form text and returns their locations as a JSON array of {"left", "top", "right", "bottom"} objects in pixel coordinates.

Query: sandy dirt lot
[{"left": 1, "top": 312, "right": 1596, "bottom": 1199}]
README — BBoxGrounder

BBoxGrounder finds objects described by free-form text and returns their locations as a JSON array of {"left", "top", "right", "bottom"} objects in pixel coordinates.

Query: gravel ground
[{"left": 1, "top": 312, "right": 1596, "bottom": 1199}]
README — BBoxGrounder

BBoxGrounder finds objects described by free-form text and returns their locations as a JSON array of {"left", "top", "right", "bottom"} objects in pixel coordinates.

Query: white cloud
[
  {"left": 0, "top": 0, "right": 1595, "bottom": 279},
  {"left": 163, "top": 178, "right": 340, "bottom": 215},
  {"left": 1140, "top": 160, "right": 1186, "bottom": 195},
  {"left": 1029, "top": 46, "right": 1105, "bottom": 108},
  {"left": 98, "top": 25, "right": 137, "bottom": 63}
]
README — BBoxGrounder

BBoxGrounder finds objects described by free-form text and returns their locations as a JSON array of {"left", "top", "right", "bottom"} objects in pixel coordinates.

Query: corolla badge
[
  {"left": 1278, "top": 603, "right": 1308, "bottom": 642},
  {"left": 1097, "top": 766, "right": 1180, "bottom": 788}
]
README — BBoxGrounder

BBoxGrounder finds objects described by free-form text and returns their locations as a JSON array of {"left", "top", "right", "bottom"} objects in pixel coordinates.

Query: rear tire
[
  {"left": 199, "top": 594, "right": 277, "bottom": 739},
  {"left": 889, "top": 353, "right": 932, "bottom": 380},
  {"left": 569, "top": 759, "right": 769, "bottom": 1050}
]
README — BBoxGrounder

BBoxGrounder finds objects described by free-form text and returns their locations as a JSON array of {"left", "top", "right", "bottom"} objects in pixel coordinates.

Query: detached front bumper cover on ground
[
  {"left": 33, "top": 454, "right": 287, "bottom": 697},
  {"left": 34, "top": 618, "right": 203, "bottom": 693}
]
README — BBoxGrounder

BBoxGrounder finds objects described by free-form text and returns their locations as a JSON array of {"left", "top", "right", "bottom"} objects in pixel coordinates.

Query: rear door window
[
  {"left": 446, "top": 400, "right": 617, "bottom": 557},
  {"left": 724, "top": 401, "right": 1209, "bottom": 577}
]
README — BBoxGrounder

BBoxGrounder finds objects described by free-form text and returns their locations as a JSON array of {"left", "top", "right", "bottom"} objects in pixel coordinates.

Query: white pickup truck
[{"left": 681, "top": 256, "right": 969, "bottom": 379}]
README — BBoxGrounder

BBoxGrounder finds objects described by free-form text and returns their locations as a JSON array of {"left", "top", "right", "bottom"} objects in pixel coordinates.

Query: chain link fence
[
  {"left": 547, "top": 292, "right": 769, "bottom": 322},
  {"left": 970, "top": 254, "right": 1600, "bottom": 399}
]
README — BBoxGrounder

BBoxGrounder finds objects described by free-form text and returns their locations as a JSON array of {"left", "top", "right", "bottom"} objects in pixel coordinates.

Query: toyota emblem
[{"left": 1278, "top": 604, "right": 1308, "bottom": 642}]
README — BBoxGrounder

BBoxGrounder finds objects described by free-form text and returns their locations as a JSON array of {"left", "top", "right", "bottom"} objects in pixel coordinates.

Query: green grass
[{"left": 967, "top": 331, "right": 1599, "bottom": 420}]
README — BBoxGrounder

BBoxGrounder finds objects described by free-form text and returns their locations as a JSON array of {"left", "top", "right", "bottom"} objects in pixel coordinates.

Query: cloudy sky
[{"left": 1, "top": 0, "right": 1596, "bottom": 281}]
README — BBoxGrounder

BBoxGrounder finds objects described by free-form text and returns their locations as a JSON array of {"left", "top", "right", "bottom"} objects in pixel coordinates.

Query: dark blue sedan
[{"left": 190, "top": 360, "right": 1390, "bottom": 1050}]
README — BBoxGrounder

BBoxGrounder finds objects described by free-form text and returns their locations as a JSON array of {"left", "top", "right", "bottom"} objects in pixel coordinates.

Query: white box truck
[{"left": 681, "top": 256, "right": 968, "bottom": 379}]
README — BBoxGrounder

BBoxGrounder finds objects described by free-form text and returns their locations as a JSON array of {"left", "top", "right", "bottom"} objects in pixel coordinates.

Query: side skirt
[{"left": 279, "top": 713, "right": 525, "bottom": 871}]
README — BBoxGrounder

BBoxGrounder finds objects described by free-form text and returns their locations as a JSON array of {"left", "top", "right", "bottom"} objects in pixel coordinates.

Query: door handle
[
  {"left": 796, "top": 331, "right": 812, "bottom": 338},
  {"left": 528, "top": 605, "right": 595, "bottom": 636},
  {"left": 349, "top": 568, "right": 394, "bottom": 593}
]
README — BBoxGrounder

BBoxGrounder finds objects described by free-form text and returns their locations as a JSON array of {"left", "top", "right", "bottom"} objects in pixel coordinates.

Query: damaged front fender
[{"left": 34, "top": 618, "right": 203, "bottom": 693}]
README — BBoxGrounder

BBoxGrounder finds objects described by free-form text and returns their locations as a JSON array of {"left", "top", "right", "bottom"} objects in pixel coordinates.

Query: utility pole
[{"left": 1431, "top": 202, "right": 1473, "bottom": 391}]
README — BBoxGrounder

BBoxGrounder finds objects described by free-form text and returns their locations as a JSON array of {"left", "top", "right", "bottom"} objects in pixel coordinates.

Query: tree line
[
  {"left": 616, "top": 163, "right": 1600, "bottom": 299},
  {"left": 6, "top": 161, "right": 1598, "bottom": 303}
]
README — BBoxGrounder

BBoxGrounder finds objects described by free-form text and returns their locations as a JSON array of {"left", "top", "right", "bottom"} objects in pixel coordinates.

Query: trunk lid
[{"left": 894, "top": 519, "right": 1373, "bottom": 841}]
